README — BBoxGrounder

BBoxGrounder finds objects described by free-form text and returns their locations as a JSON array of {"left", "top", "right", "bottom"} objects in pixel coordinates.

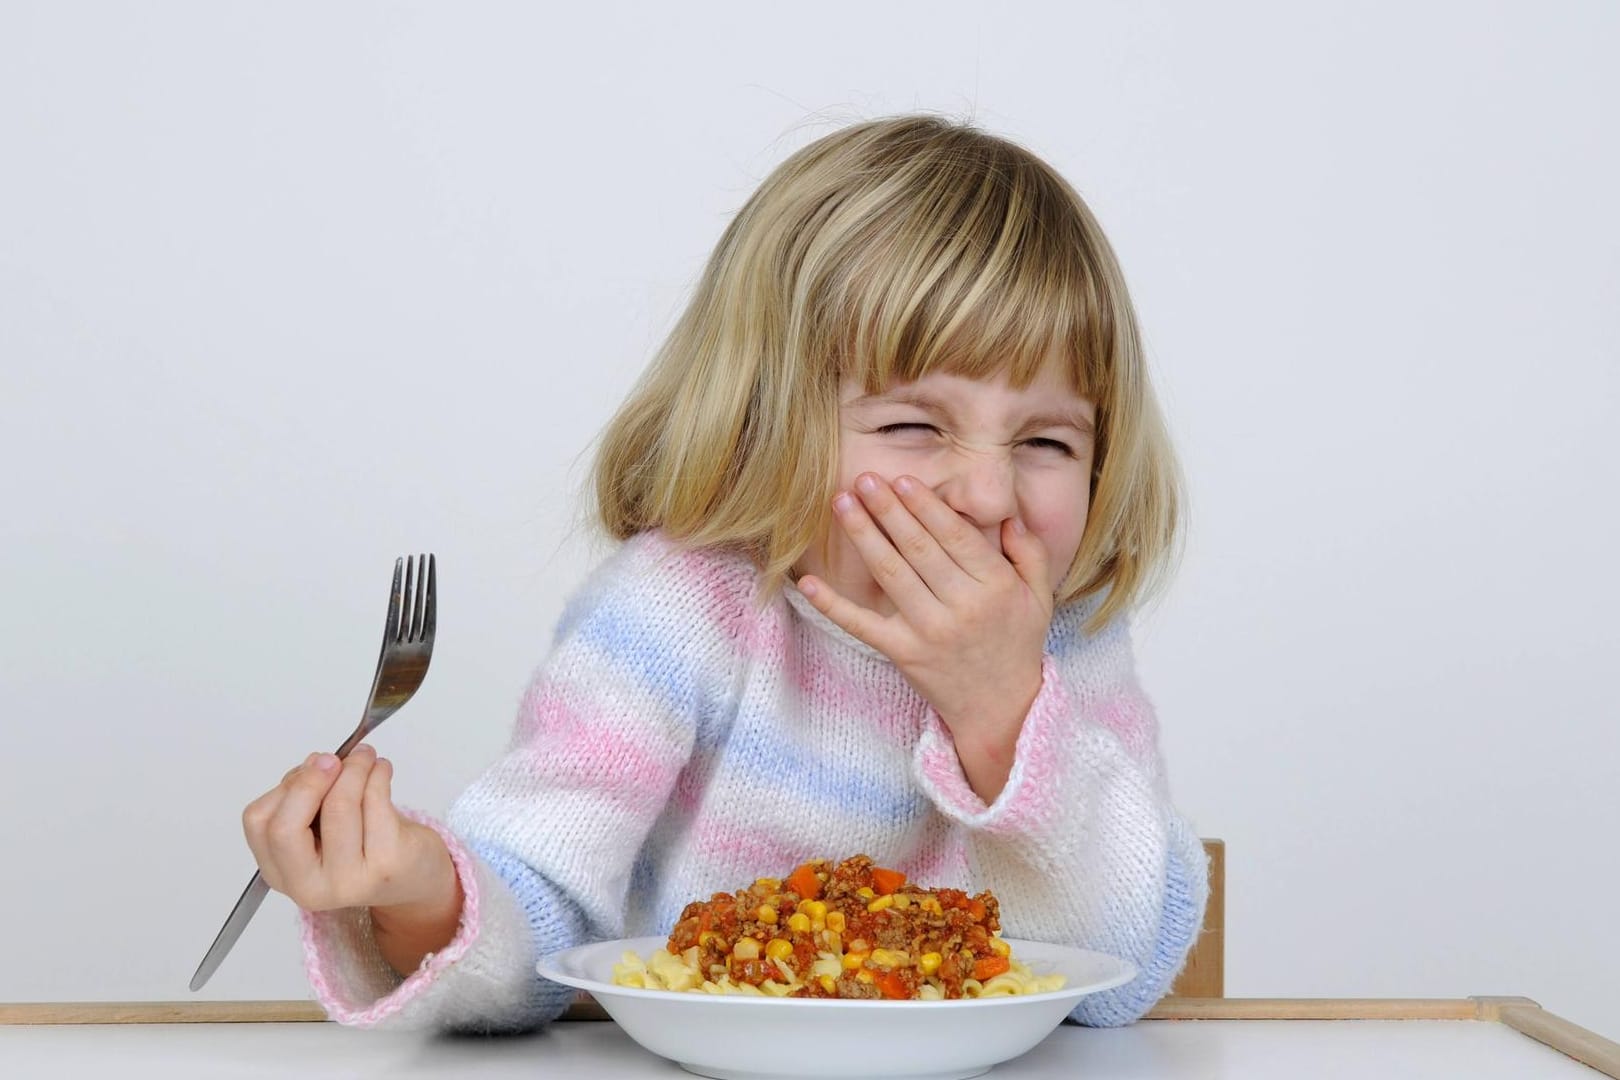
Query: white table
[{"left": 3, "top": 999, "right": 1617, "bottom": 1079}]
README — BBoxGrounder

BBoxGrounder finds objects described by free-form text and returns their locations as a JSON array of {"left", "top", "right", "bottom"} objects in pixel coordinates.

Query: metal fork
[{"left": 188, "top": 554, "right": 437, "bottom": 992}]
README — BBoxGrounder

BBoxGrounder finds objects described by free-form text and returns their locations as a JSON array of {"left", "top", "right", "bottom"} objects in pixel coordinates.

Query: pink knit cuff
[
  {"left": 298, "top": 808, "right": 483, "bottom": 1026},
  {"left": 915, "top": 655, "right": 1070, "bottom": 838}
]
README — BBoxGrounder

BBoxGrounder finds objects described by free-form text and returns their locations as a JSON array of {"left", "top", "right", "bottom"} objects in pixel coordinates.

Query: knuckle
[
  {"left": 242, "top": 804, "right": 270, "bottom": 835},
  {"left": 281, "top": 761, "right": 314, "bottom": 789},
  {"left": 328, "top": 782, "right": 365, "bottom": 813},
  {"left": 873, "top": 553, "right": 908, "bottom": 581},
  {"left": 341, "top": 757, "right": 374, "bottom": 785},
  {"left": 899, "top": 530, "right": 933, "bottom": 561}
]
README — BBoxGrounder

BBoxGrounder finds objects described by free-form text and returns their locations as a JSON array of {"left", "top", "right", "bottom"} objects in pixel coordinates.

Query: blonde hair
[{"left": 594, "top": 114, "right": 1182, "bottom": 633}]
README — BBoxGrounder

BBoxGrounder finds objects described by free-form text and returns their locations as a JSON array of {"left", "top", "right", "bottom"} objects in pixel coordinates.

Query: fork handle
[
  {"left": 333, "top": 714, "right": 392, "bottom": 761},
  {"left": 189, "top": 871, "right": 272, "bottom": 991}
]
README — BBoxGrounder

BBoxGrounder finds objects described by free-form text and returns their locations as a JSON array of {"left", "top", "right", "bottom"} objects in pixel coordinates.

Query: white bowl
[{"left": 538, "top": 935, "right": 1135, "bottom": 1080}]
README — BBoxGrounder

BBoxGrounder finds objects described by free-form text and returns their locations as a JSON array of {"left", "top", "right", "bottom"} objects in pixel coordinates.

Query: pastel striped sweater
[{"left": 298, "top": 530, "right": 1209, "bottom": 1030}]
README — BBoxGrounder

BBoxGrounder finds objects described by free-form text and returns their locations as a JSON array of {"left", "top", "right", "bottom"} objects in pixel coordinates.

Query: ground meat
[
  {"left": 835, "top": 972, "right": 881, "bottom": 999},
  {"left": 663, "top": 855, "right": 1011, "bottom": 1000},
  {"left": 873, "top": 920, "right": 911, "bottom": 951}
]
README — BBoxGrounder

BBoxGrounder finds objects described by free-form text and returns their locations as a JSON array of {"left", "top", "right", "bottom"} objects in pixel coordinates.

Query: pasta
[{"left": 612, "top": 855, "right": 1067, "bottom": 1000}]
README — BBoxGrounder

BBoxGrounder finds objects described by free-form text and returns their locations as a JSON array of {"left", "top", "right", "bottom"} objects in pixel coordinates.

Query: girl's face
[{"left": 796, "top": 366, "right": 1097, "bottom": 617}]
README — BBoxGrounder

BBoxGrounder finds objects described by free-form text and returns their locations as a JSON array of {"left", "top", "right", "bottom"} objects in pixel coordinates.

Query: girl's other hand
[{"left": 796, "top": 473, "right": 1051, "bottom": 799}]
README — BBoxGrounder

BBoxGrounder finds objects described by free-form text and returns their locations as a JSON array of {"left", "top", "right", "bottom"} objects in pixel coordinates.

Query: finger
[
  {"left": 242, "top": 781, "right": 291, "bottom": 888},
  {"left": 853, "top": 474, "right": 972, "bottom": 598},
  {"left": 265, "top": 753, "right": 342, "bottom": 896},
  {"left": 833, "top": 486, "right": 938, "bottom": 617},
  {"left": 795, "top": 574, "right": 902, "bottom": 658},
  {"left": 893, "top": 475, "right": 1007, "bottom": 581},
  {"left": 361, "top": 755, "right": 402, "bottom": 860},
  {"left": 318, "top": 744, "right": 377, "bottom": 874},
  {"left": 244, "top": 753, "right": 322, "bottom": 888},
  {"left": 1001, "top": 517, "right": 1053, "bottom": 600}
]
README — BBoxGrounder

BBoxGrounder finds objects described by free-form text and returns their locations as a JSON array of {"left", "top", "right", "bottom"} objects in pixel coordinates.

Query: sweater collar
[{"left": 782, "top": 583, "right": 890, "bottom": 663}]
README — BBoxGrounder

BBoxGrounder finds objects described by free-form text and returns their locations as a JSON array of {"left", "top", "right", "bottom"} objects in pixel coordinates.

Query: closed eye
[
  {"left": 1023, "top": 437, "right": 1075, "bottom": 456},
  {"left": 876, "top": 423, "right": 940, "bottom": 436}
]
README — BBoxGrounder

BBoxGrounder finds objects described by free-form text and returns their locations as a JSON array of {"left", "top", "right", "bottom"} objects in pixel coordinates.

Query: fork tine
[
  {"left": 411, "top": 553, "right": 428, "bottom": 640},
  {"left": 400, "top": 555, "right": 417, "bottom": 644},
  {"left": 422, "top": 554, "right": 437, "bottom": 640},
  {"left": 383, "top": 557, "right": 404, "bottom": 644}
]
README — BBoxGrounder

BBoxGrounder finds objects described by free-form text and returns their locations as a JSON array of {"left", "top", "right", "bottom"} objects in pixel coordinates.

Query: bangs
[{"left": 813, "top": 144, "right": 1119, "bottom": 403}]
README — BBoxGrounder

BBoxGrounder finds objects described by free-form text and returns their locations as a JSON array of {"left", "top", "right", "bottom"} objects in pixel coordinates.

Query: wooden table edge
[{"left": 3, "top": 996, "right": 1615, "bottom": 1077}]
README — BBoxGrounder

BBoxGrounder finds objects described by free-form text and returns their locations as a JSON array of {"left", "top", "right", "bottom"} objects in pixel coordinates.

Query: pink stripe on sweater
[
  {"left": 693, "top": 824, "right": 814, "bottom": 878},
  {"left": 789, "top": 645, "right": 922, "bottom": 744},
  {"left": 1092, "top": 694, "right": 1158, "bottom": 764},
  {"left": 518, "top": 693, "right": 681, "bottom": 817}
]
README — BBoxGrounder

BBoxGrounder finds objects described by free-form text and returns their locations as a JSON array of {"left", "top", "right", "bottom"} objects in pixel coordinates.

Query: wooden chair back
[{"left": 1166, "top": 839, "right": 1225, "bottom": 998}]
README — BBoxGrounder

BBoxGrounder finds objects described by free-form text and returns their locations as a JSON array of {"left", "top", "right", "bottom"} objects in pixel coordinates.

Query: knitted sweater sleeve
[
  {"left": 909, "top": 598, "right": 1209, "bottom": 1027},
  {"left": 296, "top": 534, "right": 743, "bottom": 1031}
]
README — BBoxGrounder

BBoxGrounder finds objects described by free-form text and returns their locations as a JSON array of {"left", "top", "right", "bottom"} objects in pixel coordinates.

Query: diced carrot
[
  {"left": 875, "top": 970, "right": 910, "bottom": 1000},
  {"left": 786, "top": 862, "right": 822, "bottom": 901},
  {"left": 870, "top": 867, "right": 906, "bottom": 896},
  {"left": 972, "top": 955, "right": 1010, "bottom": 981},
  {"left": 967, "top": 898, "right": 986, "bottom": 921}
]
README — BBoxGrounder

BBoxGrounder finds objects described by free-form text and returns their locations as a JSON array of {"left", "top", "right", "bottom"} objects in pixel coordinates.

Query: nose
[{"left": 933, "top": 451, "right": 1018, "bottom": 534}]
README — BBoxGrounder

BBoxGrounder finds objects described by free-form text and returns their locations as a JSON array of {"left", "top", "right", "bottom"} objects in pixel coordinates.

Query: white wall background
[{"left": 3, "top": 0, "right": 1616, "bottom": 1037}]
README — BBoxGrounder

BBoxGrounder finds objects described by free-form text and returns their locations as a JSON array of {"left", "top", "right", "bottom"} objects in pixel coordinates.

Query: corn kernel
[
  {"left": 921, "top": 897, "right": 943, "bottom": 915},
  {"left": 870, "top": 948, "right": 909, "bottom": 968},
  {"left": 856, "top": 970, "right": 874, "bottom": 984},
  {"left": 754, "top": 877, "right": 781, "bottom": 891},
  {"left": 842, "top": 951, "right": 868, "bottom": 971},
  {"left": 787, "top": 912, "right": 811, "bottom": 933},
  {"left": 857, "top": 886, "right": 875, "bottom": 899},
  {"left": 818, "top": 975, "right": 837, "bottom": 994},
  {"left": 732, "top": 938, "right": 760, "bottom": 960},
  {"left": 866, "top": 894, "right": 894, "bottom": 913},
  {"left": 698, "top": 931, "right": 720, "bottom": 948},
  {"left": 802, "top": 900, "right": 827, "bottom": 921},
  {"left": 893, "top": 893, "right": 911, "bottom": 910},
  {"left": 824, "top": 911, "right": 846, "bottom": 933},
  {"left": 766, "top": 938, "right": 794, "bottom": 962},
  {"left": 756, "top": 904, "right": 778, "bottom": 925},
  {"left": 988, "top": 936, "right": 1011, "bottom": 957},
  {"left": 822, "top": 931, "right": 842, "bottom": 954},
  {"left": 847, "top": 938, "right": 870, "bottom": 954},
  {"left": 919, "top": 952, "right": 943, "bottom": 976}
]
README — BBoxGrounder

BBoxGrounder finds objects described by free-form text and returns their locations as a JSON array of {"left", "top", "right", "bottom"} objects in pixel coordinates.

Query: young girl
[{"left": 242, "top": 114, "right": 1207, "bottom": 1031}]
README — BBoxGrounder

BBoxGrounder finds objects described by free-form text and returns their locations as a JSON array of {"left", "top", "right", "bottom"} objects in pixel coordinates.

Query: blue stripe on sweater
[
  {"left": 564, "top": 601, "right": 701, "bottom": 710},
  {"left": 719, "top": 721, "right": 930, "bottom": 822},
  {"left": 555, "top": 582, "right": 745, "bottom": 756},
  {"left": 1066, "top": 832, "right": 1207, "bottom": 1027},
  {"left": 468, "top": 840, "right": 595, "bottom": 1027}
]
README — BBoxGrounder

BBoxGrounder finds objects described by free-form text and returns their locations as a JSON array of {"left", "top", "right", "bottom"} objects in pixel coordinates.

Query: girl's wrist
[
  {"left": 372, "top": 823, "right": 460, "bottom": 927},
  {"left": 937, "top": 664, "right": 1042, "bottom": 803},
  {"left": 370, "top": 824, "right": 464, "bottom": 976},
  {"left": 952, "top": 724, "right": 1020, "bottom": 805}
]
